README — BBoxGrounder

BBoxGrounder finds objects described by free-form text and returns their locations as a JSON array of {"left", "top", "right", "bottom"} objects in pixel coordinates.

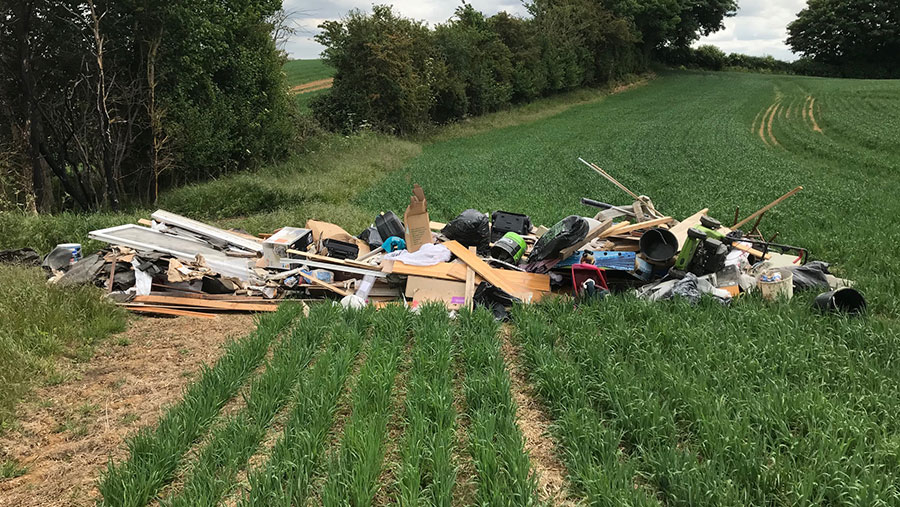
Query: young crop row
[
  {"left": 513, "top": 298, "right": 900, "bottom": 506},
  {"left": 395, "top": 304, "right": 457, "bottom": 505},
  {"left": 239, "top": 307, "right": 371, "bottom": 505},
  {"left": 458, "top": 309, "right": 538, "bottom": 505},
  {"left": 320, "top": 305, "right": 410, "bottom": 505},
  {"left": 102, "top": 304, "right": 548, "bottom": 506},
  {"left": 160, "top": 304, "right": 340, "bottom": 507},
  {"left": 98, "top": 303, "right": 305, "bottom": 507}
]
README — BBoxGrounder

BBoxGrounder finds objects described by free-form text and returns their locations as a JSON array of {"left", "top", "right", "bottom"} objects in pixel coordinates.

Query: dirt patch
[
  {"left": 500, "top": 329, "right": 578, "bottom": 506},
  {"left": 0, "top": 314, "right": 254, "bottom": 507},
  {"left": 291, "top": 78, "right": 334, "bottom": 95}
]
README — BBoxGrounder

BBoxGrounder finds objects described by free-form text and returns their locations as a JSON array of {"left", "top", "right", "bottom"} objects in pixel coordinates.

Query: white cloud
[
  {"left": 285, "top": 0, "right": 809, "bottom": 62},
  {"left": 696, "top": 0, "right": 808, "bottom": 61}
]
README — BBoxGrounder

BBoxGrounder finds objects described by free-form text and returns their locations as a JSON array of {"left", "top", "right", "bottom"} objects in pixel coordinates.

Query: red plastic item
[{"left": 571, "top": 263, "right": 608, "bottom": 296}]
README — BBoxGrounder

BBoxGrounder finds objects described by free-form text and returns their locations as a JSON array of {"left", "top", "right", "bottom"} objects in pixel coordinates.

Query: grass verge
[
  {"left": 0, "top": 265, "right": 126, "bottom": 431},
  {"left": 97, "top": 303, "right": 304, "bottom": 507},
  {"left": 456, "top": 309, "right": 538, "bottom": 505}
]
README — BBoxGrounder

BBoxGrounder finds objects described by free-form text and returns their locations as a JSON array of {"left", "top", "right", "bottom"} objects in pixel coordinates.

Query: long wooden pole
[
  {"left": 578, "top": 158, "right": 640, "bottom": 200},
  {"left": 733, "top": 186, "right": 803, "bottom": 229}
]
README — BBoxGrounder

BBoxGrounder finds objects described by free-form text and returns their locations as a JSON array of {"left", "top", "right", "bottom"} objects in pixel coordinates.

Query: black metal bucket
[
  {"left": 813, "top": 287, "right": 866, "bottom": 315},
  {"left": 639, "top": 228, "right": 678, "bottom": 263}
]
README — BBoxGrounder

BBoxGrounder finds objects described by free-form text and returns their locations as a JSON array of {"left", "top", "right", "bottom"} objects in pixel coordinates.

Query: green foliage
[
  {"left": 0, "top": 0, "right": 296, "bottom": 211},
  {"left": 314, "top": 2, "right": 646, "bottom": 133},
  {"left": 314, "top": 5, "right": 434, "bottom": 133},
  {"left": 603, "top": 0, "right": 738, "bottom": 51},
  {"left": 787, "top": 0, "right": 900, "bottom": 78},
  {"left": 0, "top": 265, "right": 126, "bottom": 430},
  {"left": 98, "top": 304, "right": 304, "bottom": 507}
]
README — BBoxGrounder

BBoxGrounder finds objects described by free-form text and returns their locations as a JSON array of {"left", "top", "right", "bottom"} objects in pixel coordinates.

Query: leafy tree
[
  {"left": 313, "top": 5, "right": 434, "bottom": 133},
  {"left": 787, "top": 0, "right": 900, "bottom": 77},
  {"left": 0, "top": 0, "right": 294, "bottom": 211},
  {"left": 603, "top": 0, "right": 738, "bottom": 52}
]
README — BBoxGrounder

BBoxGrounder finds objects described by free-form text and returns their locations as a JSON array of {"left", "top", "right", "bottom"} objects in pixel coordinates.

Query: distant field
[
  {"left": 283, "top": 59, "right": 334, "bottom": 88},
  {"left": 283, "top": 59, "right": 334, "bottom": 113}
]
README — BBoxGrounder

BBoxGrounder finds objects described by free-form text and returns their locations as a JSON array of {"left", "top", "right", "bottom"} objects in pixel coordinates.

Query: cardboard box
[
  {"left": 403, "top": 184, "right": 431, "bottom": 253},
  {"left": 405, "top": 275, "right": 466, "bottom": 310}
]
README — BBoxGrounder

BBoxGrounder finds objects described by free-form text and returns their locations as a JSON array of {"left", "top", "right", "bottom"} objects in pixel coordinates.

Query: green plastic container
[{"left": 491, "top": 232, "right": 527, "bottom": 264}]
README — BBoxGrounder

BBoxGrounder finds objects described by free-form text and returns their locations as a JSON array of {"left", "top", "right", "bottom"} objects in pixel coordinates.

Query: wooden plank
[
  {"left": 733, "top": 186, "right": 803, "bottom": 229},
  {"left": 443, "top": 240, "right": 525, "bottom": 298},
  {"left": 429, "top": 221, "right": 446, "bottom": 231},
  {"left": 286, "top": 248, "right": 381, "bottom": 270},
  {"left": 600, "top": 221, "right": 631, "bottom": 237},
  {"left": 598, "top": 217, "right": 673, "bottom": 238},
  {"left": 132, "top": 295, "right": 279, "bottom": 312},
  {"left": 731, "top": 242, "right": 773, "bottom": 260},
  {"left": 297, "top": 271, "right": 351, "bottom": 297},
  {"left": 124, "top": 306, "right": 218, "bottom": 318},
  {"left": 387, "top": 260, "right": 550, "bottom": 293},
  {"left": 668, "top": 208, "right": 710, "bottom": 250},
  {"left": 465, "top": 247, "right": 476, "bottom": 311}
]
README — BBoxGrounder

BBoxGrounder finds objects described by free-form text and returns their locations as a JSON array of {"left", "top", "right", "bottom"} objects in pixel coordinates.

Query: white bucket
[{"left": 759, "top": 270, "right": 793, "bottom": 301}]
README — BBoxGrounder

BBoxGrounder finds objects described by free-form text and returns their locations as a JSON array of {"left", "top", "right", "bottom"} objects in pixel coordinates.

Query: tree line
[
  {"left": 311, "top": 0, "right": 738, "bottom": 134},
  {"left": 1, "top": 0, "right": 295, "bottom": 212}
]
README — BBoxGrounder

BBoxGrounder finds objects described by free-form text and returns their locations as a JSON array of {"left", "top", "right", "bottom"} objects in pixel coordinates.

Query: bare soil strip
[
  {"left": 373, "top": 341, "right": 413, "bottom": 505},
  {"left": 500, "top": 329, "right": 579, "bottom": 506},
  {"left": 751, "top": 109, "right": 763, "bottom": 135},
  {"left": 803, "top": 95, "right": 810, "bottom": 123},
  {"left": 291, "top": 78, "right": 334, "bottom": 95},
  {"left": 0, "top": 315, "right": 254, "bottom": 507},
  {"left": 809, "top": 97, "right": 823, "bottom": 132},
  {"left": 758, "top": 102, "right": 777, "bottom": 146},
  {"left": 767, "top": 103, "right": 781, "bottom": 146}
]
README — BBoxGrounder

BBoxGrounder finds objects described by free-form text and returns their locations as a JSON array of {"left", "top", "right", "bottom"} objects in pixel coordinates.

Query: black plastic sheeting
[
  {"left": 527, "top": 215, "right": 589, "bottom": 264},
  {"left": 442, "top": 209, "right": 491, "bottom": 256}
]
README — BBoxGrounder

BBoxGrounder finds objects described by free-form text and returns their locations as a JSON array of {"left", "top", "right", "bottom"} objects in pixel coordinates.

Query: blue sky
[{"left": 284, "top": 0, "right": 808, "bottom": 61}]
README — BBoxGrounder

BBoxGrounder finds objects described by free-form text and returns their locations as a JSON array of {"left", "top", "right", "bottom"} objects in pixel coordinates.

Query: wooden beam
[
  {"left": 123, "top": 306, "right": 218, "bottom": 318},
  {"left": 733, "top": 186, "right": 803, "bottom": 229},
  {"left": 598, "top": 217, "right": 673, "bottom": 238},
  {"left": 132, "top": 295, "right": 278, "bottom": 312},
  {"left": 443, "top": 241, "right": 526, "bottom": 298},
  {"left": 465, "top": 247, "right": 476, "bottom": 311}
]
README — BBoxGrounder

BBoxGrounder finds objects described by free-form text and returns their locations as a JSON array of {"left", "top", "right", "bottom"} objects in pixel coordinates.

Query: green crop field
[
  {"left": 12, "top": 70, "right": 900, "bottom": 505},
  {"left": 283, "top": 59, "right": 334, "bottom": 88}
]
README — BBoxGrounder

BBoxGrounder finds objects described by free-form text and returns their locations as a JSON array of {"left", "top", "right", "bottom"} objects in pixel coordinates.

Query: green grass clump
[
  {"left": 320, "top": 305, "right": 411, "bottom": 506},
  {"left": 239, "top": 307, "right": 372, "bottom": 506},
  {"left": 97, "top": 303, "right": 304, "bottom": 507},
  {"left": 283, "top": 59, "right": 334, "bottom": 88},
  {"left": 161, "top": 304, "right": 339, "bottom": 507},
  {"left": 395, "top": 304, "right": 458, "bottom": 505},
  {"left": 456, "top": 309, "right": 538, "bottom": 506},
  {"left": 513, "top": 297, "right": 900, "bottom": 505},
  {"left": 0, "top": 265, "right": 126, "bottom": 430}
]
